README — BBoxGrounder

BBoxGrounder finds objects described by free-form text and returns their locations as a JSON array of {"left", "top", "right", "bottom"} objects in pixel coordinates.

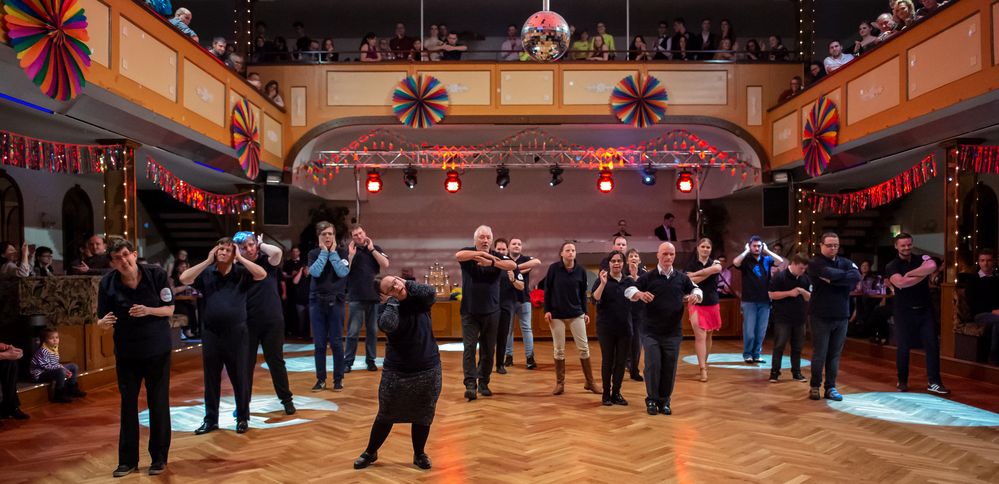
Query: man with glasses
[{"left": 806, "top": 233, "right": 861, "bottom": 401}]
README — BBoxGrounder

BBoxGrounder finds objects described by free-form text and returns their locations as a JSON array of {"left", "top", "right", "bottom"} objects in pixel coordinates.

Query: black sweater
[
  {"left": 807, "top": 255, "right": 861, "bottom": 319},
  {"left": 543, "top": 261, "right": 589, "bottom": 319},
  {"left": 378, "top": 281, "right": 441, "bottom": 372}
]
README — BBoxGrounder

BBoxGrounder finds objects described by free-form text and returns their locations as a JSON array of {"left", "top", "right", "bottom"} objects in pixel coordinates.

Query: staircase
[
  {"left": 138, "top": 190, "right": 228, "bottom": 260},
  {"left": 816, "top": 207, "right": 891, "bottom": 263}
]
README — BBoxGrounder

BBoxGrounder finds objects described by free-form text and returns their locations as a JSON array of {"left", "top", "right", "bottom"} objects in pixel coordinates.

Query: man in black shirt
[
  {"left": 493, "top": 239, "right": 524, "bottom": 375},
  {"left": 733, "top": 235, "right": 784, "bottom": 364},
  {"left": 97, "top": 238, "right": 174, "bottom": 477},
  {"left": 768, "top": 254, "right": 811, "bottom": 383},
  {"left": 807, "top": 233, "right": 861, "bottom": 401},
  {"left": 967, "top": 249, "right": 999, "bottom": 364},
  {"left": 234, "top": 232, "right": 295, "bottom": 415},
  {"left": 70, "top": 234, "right": 113, "bottom": 275},
  {"left": 626, "top": 242, "right": 703, "bottom": 416},
  {"left": 454, "top": 225, "right": 517, "bottom": 401},
  {"left": 886, "top": 233, "right": 949, "bottom": 394},
  {"left": 180, "top": 238, "right": 266, "bottom": 435},
  {"left": 346, "top": 225, "right": 389, "bottom": 373},
  {"left": 505, "top": 238, "right": 541, "bottom": 369}
]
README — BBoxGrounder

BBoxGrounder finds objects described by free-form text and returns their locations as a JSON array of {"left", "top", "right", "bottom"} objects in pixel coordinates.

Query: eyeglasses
[{"left": 823, "top": 244, "right": 840, "bottom": 248}]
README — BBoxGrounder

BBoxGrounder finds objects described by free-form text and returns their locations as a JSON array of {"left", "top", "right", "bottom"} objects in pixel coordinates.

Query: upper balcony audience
[
  {"left": 692, "top": 18, "right": 717, "bottom": 60},
  {"left": 629, "top": 36, "right": 652, "bottom": 61},
  {"left": 390, "top": 22, "right": 416, "bottom": 61},
  {"left": 360, "top": 33, "right": 383, "bottom": 62},
  {"left": 593, "top": 22, "right": 616, "bottom": 60},
  {"left": 424, "top": 25, "right": 444, "bottom": 61},
  {"left": 570, "top": 31, "right": 591, "bottom": 60},
  {"left": 499, "top": 24, "right": 523, "bottom": 61},
  {"left": 440, "top": 33, "right": 468, "bottom": 60},
  {"left": 854, "top": 21, "right": 879, "bottom": 55},
  {"left": 264, "top": 80, "right": 285, "bottom": 108},
  {"left": 778, "top": 76, "right": 804, "bottom": 102},
  {"left": 589, "top": 35, "right": 610, "bottom": 61},
  {"left": 765, "top": 35, "right": 789, "bottom": 61},
  {"left": 823, "top": 40, "right": 855, "bottom": 74},
  {"left": 169, "top": 7, "right": 198, "bottom": 42}
]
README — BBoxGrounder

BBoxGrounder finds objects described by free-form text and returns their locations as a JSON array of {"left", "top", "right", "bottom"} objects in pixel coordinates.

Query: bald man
[{"left": 626, "top": 243, "right": 702, "bottom": 416}]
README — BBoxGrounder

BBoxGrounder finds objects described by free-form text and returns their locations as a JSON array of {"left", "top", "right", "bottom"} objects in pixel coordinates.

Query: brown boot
[
  {"left": 552, "top": 359, "right": 565, "bottom": 395},
  {"left": 581, "top": 357, "right": 602, "bottom": 394}
]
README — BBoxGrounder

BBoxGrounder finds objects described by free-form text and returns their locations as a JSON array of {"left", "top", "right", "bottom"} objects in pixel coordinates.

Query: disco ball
[{"left": 521, "top": 10, "right": 570, "bottom": 62}]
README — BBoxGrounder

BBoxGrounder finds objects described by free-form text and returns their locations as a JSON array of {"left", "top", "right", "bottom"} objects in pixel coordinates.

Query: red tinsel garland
[
  {"left": 809, "top": 155, "right": 937, "bottom": 215},
  {"left": 957, "top": 145, "right": 999, "bottom": 174},
  {"left": 1, "top": 129, "right": 129, "bottom": 173},
  {"left": 145, "top": 157, "right": 255, "bottom": 215}
]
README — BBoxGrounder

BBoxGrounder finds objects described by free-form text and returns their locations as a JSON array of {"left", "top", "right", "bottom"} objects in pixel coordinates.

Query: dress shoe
[
  {"left": 353, "top": 451, "right": 377, "bottom": 469},
  {"left": 284, "top": 401, "right": 297, "bottom": 415},
  {"left": 333, "top": 380, "right": 344, "bottom": 391},
  {"left": 367, "top": 362, "right": 378, "bottom": 372},
  {"left": 194, "top": 422, "right": 219, "bottom": 435},
  {"left": 464, "top": 387, "right": 477, "bottom": 401},
  {"left": 8, "top": 408, "right": 29, "bottom": 420},
  {"left": 630, "top": 372, "right": 644, "bottom": 382},
  {"left": 602, "top": 394, "right": 613, "bottom": 406},
  {"left": 611, "top": 393, "right": 628, "bottom": 406},
  {"left": 478, "top": 382, "right": 492, "bottom": 397},
  {"left": 148, "top": 462, "right": 167, "bottom": 475},
  {"left": 413, "top": 453, "right": 432, "bottom": 470},
  {"left": 525, "top": 356, "right": 537, "bottom": 370},
  {"left": 646, "top": 400, "right": 658, "bottom": 415},
  {"left": 344, "top": 366, "right": 352, "bottom": 374},
  {"left": 496, "top": 365, "right": 507, "bottom": 375},
  {"left": 659, "top": 404, "right": 672, "bottom": 415},
  {"left": 809, "top": 387, "right": 821, "bottom": 400},
  {"left": 236, "top": 420, "right": 249, "bottom": 434},
  {"left": 504, "top": 355, "right": 514, "bottom": 367},
  {"left": 112, "top": 465, "right": 137, "bottom": 478}
]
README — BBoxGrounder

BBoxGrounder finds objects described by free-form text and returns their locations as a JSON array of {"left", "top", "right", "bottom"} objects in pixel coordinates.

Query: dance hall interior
[{"left": 2, "top": 0, "right": 999, "bottom": 482}]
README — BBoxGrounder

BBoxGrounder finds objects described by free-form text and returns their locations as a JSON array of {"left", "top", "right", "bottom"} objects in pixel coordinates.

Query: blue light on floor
[
  {"left": 263, "top": 355, "right": 384, "bottom": 372},
  {"left": 139, "top": 395, "right": 339, "bottom": 432},
  {"left": 257, "top": 343, "right": 314, "bottom": 355},
  {"left": 681, "top": 352, "right": 811, "bottom": 370},
  {"left": 827, "top": 392, "right": 999, "bottom": 427}
]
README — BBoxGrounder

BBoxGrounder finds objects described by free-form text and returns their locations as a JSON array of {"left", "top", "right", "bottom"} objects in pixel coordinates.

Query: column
[{"left": 101, "top": 142, "right": 138, "bottom": 246}]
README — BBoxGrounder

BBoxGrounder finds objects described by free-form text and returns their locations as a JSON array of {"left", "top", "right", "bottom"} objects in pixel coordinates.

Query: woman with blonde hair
[{"left": 685, "top": 238, "right": 723, "bottom": 382}]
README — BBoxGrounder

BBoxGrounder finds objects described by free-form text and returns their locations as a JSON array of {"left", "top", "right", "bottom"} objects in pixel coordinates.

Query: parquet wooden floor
[{"left": 2, "top": 338, "right": 999, "bottom": 483}]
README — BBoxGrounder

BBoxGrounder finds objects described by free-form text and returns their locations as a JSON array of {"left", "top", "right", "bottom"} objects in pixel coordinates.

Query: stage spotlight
[
  {"left": 444, "top": 170, "right": 462, "bottom": 193},
  {"left": 549, "top": 165, "right": 564, "bottom": 187},
  {"left": 365, "top": 169, "right": 382, "bottom": 193},
  {"left": 641, "top": 164, "right": 657, "bottom": 186},
  {"left": 676, "top": 171, "right": 694, "bottom": 193},
  {"left": 496, "top": 167, "right": 510, "bottom": 189},
  {"left": 402, "top": 166, "right": 418, "bottom": 189},
  {"left": 597, "top": 169, "right": 614, "bottom": 193}
]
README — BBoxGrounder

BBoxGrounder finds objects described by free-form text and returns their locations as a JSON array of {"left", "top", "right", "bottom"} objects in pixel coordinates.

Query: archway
[
  {"left": 62, "top": 185, "right": 94, "bottom": 264},
  {"left": 0, "top": 170, "right": 23, "bottom": 245}
]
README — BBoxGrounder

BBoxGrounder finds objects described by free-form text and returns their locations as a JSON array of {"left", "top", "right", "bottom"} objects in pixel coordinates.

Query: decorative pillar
[
  {"left": 236, "top": 183, "right": 260, "bottom": 232},
  {"left": 798, "top": 0, "right": 816, "bottom": 61},
  {"left": 100, "top": 141, "right": 138, "bottom": 245}
]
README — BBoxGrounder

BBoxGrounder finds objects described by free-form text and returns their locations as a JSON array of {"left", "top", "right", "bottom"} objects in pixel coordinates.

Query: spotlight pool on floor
[
  {"left": 681, "top": 353, "right": 811, "bottom": 370},
  {"left": 827, "top": 392, "right": 999, "bottom": 426},
  {"left": 139, "top": 395, "right": 339, "bottom": 432},
  {"left": 263, "top": 355, "right": 384, "bottom": 372}
]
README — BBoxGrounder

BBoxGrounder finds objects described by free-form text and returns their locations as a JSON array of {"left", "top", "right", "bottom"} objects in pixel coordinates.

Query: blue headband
[{"left": 233, "top": 231, "right": 254, "bottom": 244}]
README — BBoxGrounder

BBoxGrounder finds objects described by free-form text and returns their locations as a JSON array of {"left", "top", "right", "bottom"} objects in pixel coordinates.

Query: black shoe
[
  {"left": 344, "top": 366, "right": 352, "bottom": 374},
  {"left": 354, "top": 451, "right": 377, "bottom": 469},
  {"left": 465, "top": 387, "right": 477, "bottom": 401},
  {"left": 67, "top": 385, "right": 87, "bottom": 398},
  {"left": 611, "top": 393, "right": 628, "bottom": 406},
  {"left": 602, "top": 394, "right": 612, "bottom": 406},
  {"left": 630, "top": 372, "right": 644, "bottom": 382},
  {"left": 112, "top": 465, "right": 137, "bottom": 478},
  {"left": 753, "top": 358, "right": 766, "bottom": 364},
  {"left": 478, "top": 382, "right": 492, "bottom": 397},
  {"left": 413, "top": 453, "right": 432, "bottom": 470},
  {"left": 769, "top": 371, "right": 779, "bottom": 383},
  {"left": 659, "top": 404, "right": 672, "bottom": 415},
  {"left": 744, "top": 357, "right": 754, "bottom": 364},
  {"left": 367, "top": 362, "right": 378, "bottom": 372},
  {"left": 194, "top": 422, "right": 218, "bottom": 435},
  {"left": 897, "top": 381, "right": 909, "bottom": 392},
  {"left": 148, "top": 462, "right": 167, "bottom": 476},
  {"left": 333, "top": 380, "right": 344, "bottom": 391},
  {"left": 927, "top": 383, "right": 950, "bottom": 395},
  {"left": 646, "top": 400, "right": 658, "bottom": 415},
  {"left": 283, "top": 401, "right": 297, "bottom": 415},
  {"left": 504, "top": 355, "right": 514, "bottom": 367},
  {"left": 236, "top": 420, "right": 249, "bottom": 434},
  {"left": 526, "top": 356, "right": 537, "bottom": 370},
  {"left": 792, "top": 373, "right": 808, "bottom": 382},
  {"left": 496, "top": 365, "right": 507, "bottom": 375},
  {"left": 311, "top": 380, "right": 326, "bottom": 392},
  {"left": 809, "top": 387, "right": 821, "bottom": 400},
  {"left": 8, "top": 408, "right": 29, "bottom": 420}
]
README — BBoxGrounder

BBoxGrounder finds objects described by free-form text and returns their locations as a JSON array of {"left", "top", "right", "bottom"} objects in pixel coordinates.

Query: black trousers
[
  {"left": 642, "top": 333, "right": 682, "bottom": 405},
  {"left": 461, "top": 311, "right": 499, "bottom": 388},
  {"left": 895, "top": 306, "right": 943, "bottom": 385},
  {"left": 247, "top": 319, "right": 293, "bottom": 405},
  {"left": 116, "top": 352, "right": 171, "bottom": 467},
  {"left": 771, "top": 321, "right": 805, "bottom": 375},
  {"left": 495, "top": 305, "right": 515, "bottom": 368},
  {"left": 0, "top": 359, "right": 21, "bottom": 413},
  {"left": 598, "top": 331, "right": 630, "bottom": 394},
  {"left": 626, "top": 306, "right": 643, "bottom": 375},
  {"left": 810, "top": 317, "right": 848, "bottom": 390},
  {"left": 203, "top": 325, "right": 250, "bottom": 423}
]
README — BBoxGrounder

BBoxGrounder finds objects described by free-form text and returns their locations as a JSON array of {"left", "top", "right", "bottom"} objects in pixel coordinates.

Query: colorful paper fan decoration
[
  {"left": 610, "top": 74, "right": 668, "bottom": 128},
  {"left": 3, "top": 0, "right": 91, "bottom": 101},
  {"left": 231, "top": 99, "right": 260, "bottom": 179},
  {"left": 392, "top": 74, "right": 449, "bottom": 129},
  {"left": 802, "top": 96, "right": 840, "bottom": 178}
]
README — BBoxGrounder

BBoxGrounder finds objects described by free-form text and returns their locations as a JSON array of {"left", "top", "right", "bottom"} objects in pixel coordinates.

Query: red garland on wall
[
  {"left": 809, "top": 155, "right": 937, "bottom": 215},
  {"left": 145, "top": 157, "right": 255, "bottom": 215},
  {"left": 1, "top": 129, "right": 129, "bottom": 173},
  {"left": 957, "top": 145, "right": 999, "bottom": 174}
]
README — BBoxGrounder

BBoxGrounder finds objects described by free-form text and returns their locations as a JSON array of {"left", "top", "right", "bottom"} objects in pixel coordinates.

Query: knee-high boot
[
  {"left": 552, "top": 359, "right": 565, "bottom": 395},
  {"left": 581, "top": 357, "right": 602, "bottom": 394}
]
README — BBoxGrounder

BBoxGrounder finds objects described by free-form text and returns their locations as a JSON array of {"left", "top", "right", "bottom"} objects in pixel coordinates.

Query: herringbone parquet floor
[{"left": 2, "top": 338, "right": 998, "bottom": 483}]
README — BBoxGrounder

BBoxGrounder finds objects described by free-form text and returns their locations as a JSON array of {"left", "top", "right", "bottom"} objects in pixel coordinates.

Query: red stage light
[
  {"left": 444, "top": 170, "right": 461, "bottom": 193},
  {"left": 676, "top": 171, "right": 694, "bottom": 193},
  {"left": 365, "top": 170, "right": 382, "bottom": 193},
  {"left": 597, "top": 169, "right": 614, "bottom": 193}
]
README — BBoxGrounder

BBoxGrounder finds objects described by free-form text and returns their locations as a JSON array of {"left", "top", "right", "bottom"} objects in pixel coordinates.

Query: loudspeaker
[
  {"left": 263, "top": 185, "right": 289, "bottom": 226},
  {"left": 762, "top": 185, "right": 790, "bottom": 227}
]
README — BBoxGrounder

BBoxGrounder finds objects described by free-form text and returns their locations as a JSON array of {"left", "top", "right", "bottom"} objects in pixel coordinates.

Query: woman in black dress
[
  {"left": 592, "top": 251, "right": 636, "bottom": 406},
  {"left": 354, "top": 276, "right": 441, "bottom": 471}
]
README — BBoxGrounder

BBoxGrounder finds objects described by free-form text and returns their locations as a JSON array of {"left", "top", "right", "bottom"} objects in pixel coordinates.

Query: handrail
[{"left": 250, "top": 49, "right": 803, "bottom": 65}]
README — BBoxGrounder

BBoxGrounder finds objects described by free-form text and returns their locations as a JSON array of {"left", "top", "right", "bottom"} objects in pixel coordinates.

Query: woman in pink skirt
[{"left": 685, "top": 238, "right": 723, "bottom": 382}]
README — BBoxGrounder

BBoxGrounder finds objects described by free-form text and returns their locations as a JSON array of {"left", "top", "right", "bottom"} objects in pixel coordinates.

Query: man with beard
[
  {"left": 346, "top": 225, "right": 390, "bottom": 372},
  {"left": 504, "top": 238, "right": 541, "bottom": 369}
]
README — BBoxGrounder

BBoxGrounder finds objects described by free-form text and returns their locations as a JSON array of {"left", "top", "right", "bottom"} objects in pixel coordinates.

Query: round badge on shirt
[{"left": 160, "top": 288, "right": 173, "bottom": 303}]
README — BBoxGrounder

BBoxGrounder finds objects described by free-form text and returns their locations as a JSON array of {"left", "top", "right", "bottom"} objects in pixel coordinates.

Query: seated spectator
[
  {"left": 440, "top": 33, "right": 467, "bottom": 60},
  {"left": 302, "top": 39, "right": 321, "bottom": 63},
  {"left": 916, "top": 0, "right": 945, "bottom": 20},
  {"left": 712, "top": 38, "right": 735, "bottom": 60},
  {"left": 875, "top": 13, "right": 898, "bottom": 43},
  {"left": 807, "top": 61, "right": 826, "bottom": 84},
  {"left": 593, "top": 22, "right": 616, "bottom": 59},
  {"left": 893, "top": 0, "right": 917, "bottom": 29},
  {"left": 209, "top": 37, "right": 227, "bottom": 62},
  {"left": 719, "top": 19, "right": 736, "bottom": 46},
  {"left": 293, "top": 21, "right": 312, "bottom": 59},
  {"left": 854, "top": 21, "right": 879, "bottom": 55},
  {"left": 321, "top": 38, "right": 339, "bottom": 63},
  {"left": 0, "top": 342, "right": 29, "bottom": 420},
  {"left": 499, "top": 24, "right": 522, "bottom": 61},
  {"left": 410, "top": 39, "right": 429, "bottom": 61},
  {"left": 30, "top": 327, "right": 86, "bottom": 403},
  {"left": 251, "top": 35, "right": 270, "bottom": 63},
  {"left": 823, "top": 40, "right": 855, "bottom": 74},
  {"left": 264, "top": 80, "right": 285, "bottom": 108},
  {"left": 967, "top": 249, "right": 999, "bottom": 365},
  {"left": 692, "top": 18, "right": 716, "bottom": 60},
  {"left": 272, "top": 36, "right": 292, "bottom": 62},
  {"left": 741, "top": 38, "right": 762, "bottom": 61},
  {"left": 671, "top": 17, "right": 691, "bottom": 58},
  {"left": 674, "top": 35, "right": 690, "bottom": 61},
  {"left": 570, "top": 31, "right": 591, "bottom": 60},
  {"left": 653, "top": 21, "right": 672, "bottom": 60},
  {"left": 70, "top": 234, "right": 111, "bottom": 275},
  {"left": 360, "top": 33, "right": 382, "bottom": 62},
  {"left": 247, "top": 72, "right": 262, "bottom": 90},
  {"left": 0, "top": 241, "right": 30, "bottom": 278},
  {"left": 424, "top": 25, "right": 444, "bottom": 61},
  {"left": 226, "top": 53, "right": 244, "bottom": 73},
  {"left": 144, "top": 0, "right": 173, "bottom": 17},
  {"left": 778, "top": 76, "right": 804, "bottom": 103},
  {"left": 588, "top": 35, "right": 609, "bottom": 61},
  {"left": 766, "top": 35, "right": 789, "bottom": 61},
  {"left": 389, "top": 22, "right": 415, "bottom": 61},
  {"left": 629, "top": 35, "right": 652, "bottom": 61},
  {"left": 169, "top": 7, "right": 198, "bottom": 42},
  {"left": 33, "top": 246, "right": 55, "bottom": 277}
]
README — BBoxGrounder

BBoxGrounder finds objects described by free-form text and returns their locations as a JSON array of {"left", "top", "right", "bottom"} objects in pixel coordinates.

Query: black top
[
  {"left": 378, "top": 281, "right": 441, "bottom": 372},
  {"left": 634, "top": 267, "right": 697, "bottom": 337},
  {"left": 968, "top": 274, "right": 999, "bottom": 315},
  {"left": 543, "top": 261, "right": 589, "bottom": 319},
  {"left": 769, "top": 268, "right": 811, "bottom": 324},
  {"left": 807, "top": 255, "right": 861, "bottom": 319},
  {"left": 441, "top": 47, "right": 463, "bottom": 60},
  {"left": 347, "top": 245, "right": 386, "bottom": 302},
  {"left": 499, "top": 267, "right": 524, "bottom": 311},
  {"left": 98, "top": 264, "right": 174, "bottom": 359},
  {"left": 686, "top": 258, "right": 720, "bottom": 306},
  {"left": 592, "top": 275, "right": 635, "bottom": 336},
  {"left": 514, "top": 254, "right": 536, "bottom": 303},
  {"left": 738, "top": 254, "right": 774, "bottom": 303},
  {"left": 458, "top": 247, "right": 508, "bottom": 316},
  {"left": 654, "top": 225, "right": 677, "bottom": 241},
  {"left": 885, "top": 255, "right": 932, "bottom": 311},
  {"left": 308, "top": 247, "right": 349, "bottom": 302},
  {"left": 246, "top": 254, "right": 283, "bottom": 324},
  {"left": 283, "top": 257, "right": 309, "bottom": 305},
  {"left": 193, "top": 263, "right": 254, "bottom": 331}
]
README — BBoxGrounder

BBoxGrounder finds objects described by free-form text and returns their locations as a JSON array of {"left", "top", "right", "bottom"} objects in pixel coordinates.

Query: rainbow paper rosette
[
  {"left": 610, "top": 74, "right": 668, "bottom": 128},
  {"left": 231, "top": 98, "right": 260, "bottom": 179},
  {"left": 3, "top": 0, "right": 91, "bottom": 101},
  {"left": 392, "top": 74, "right": 449, "bottom": 129},
  {"left": 802, "top": 96, "right": 839, "bottom": 178}
]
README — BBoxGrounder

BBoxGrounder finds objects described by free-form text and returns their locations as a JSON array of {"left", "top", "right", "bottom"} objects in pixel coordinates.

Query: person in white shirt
[
  {"left": 498, "top": 24, "right": 522, "bottom": 61},
  {"left": 823, "top": 40, "right": 855, "bottom": 74}
]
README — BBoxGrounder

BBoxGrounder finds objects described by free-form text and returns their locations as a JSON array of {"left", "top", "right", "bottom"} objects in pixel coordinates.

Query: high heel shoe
[{"left": 698, "top": 366, "right": 708, "bottom": 382}]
